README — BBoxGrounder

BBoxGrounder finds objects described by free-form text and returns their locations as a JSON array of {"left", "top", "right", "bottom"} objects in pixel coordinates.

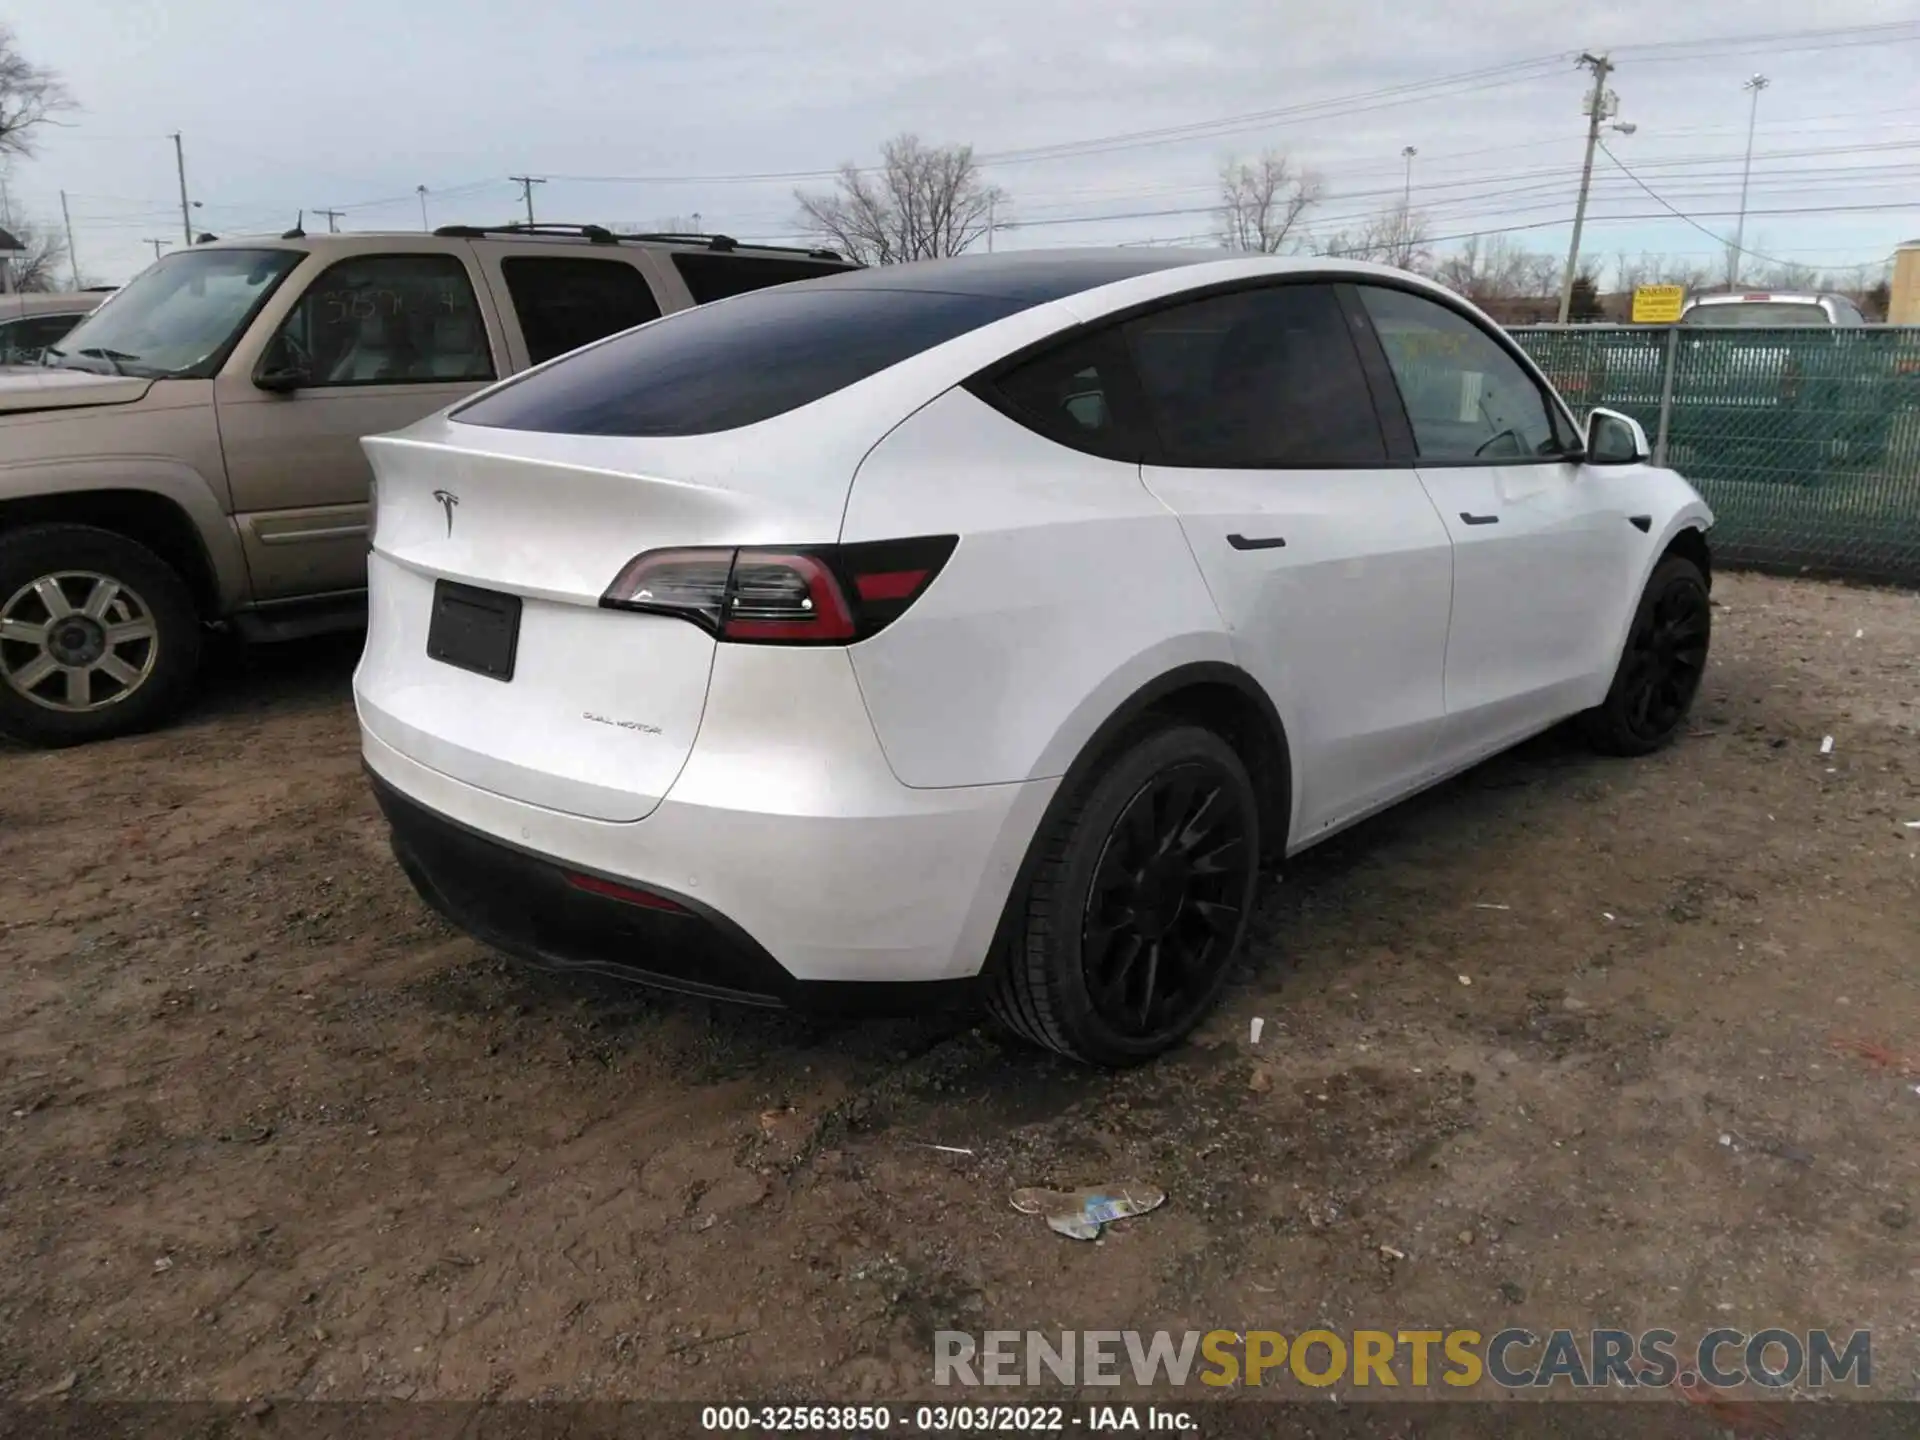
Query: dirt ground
[{"left": 2, "top": 571, "right": 1917, "bottom": 1410}]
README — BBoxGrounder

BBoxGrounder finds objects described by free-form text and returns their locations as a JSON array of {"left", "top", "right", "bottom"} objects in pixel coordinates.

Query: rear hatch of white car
[{"left": 355, "top": 274, "right": 1047, "bottom": 822}]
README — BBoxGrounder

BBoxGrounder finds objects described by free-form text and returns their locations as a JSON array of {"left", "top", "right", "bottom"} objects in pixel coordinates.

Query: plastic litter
[
  {"left": 1249, "top": 1017, "right": 1265, "bottom": 1045},
  {"left": 1458, "top": 975, "right": 1473, "bottom": 986},
  {"left": 1011, "top": 1182, "right": 1166, "bottom": 1241},
  {"left": 1472, "top": 903, "right": 1511, "bottom": 911},
  {"left": 1820, "top": 736, "right": 1834, "bottom": 755}
]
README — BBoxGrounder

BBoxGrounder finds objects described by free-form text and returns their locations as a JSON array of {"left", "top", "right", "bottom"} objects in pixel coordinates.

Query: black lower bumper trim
[{"left": 368, "top": 772, "right": 977, "bottom": 1016}]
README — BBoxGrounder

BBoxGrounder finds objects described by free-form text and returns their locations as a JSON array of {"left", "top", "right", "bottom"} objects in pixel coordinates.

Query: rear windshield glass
[
  {"left": 455, "top": 286, "right": 1025, "bottom": 436},
  {"left": 1682, "top": 302, "right": 1830, "bottom": 327}
]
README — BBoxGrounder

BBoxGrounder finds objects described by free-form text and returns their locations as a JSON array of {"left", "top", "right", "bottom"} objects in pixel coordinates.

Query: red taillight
[
  {"left": 564, "top": 871, "right": 688, "bottom": 913},
  {"left": 600, "top": 536, "right": 956, "bottom": 646}
]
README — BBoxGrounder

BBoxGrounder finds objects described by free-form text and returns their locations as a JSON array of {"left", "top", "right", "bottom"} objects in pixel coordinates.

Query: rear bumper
[
  {"left": 359, "top": 705, "right": 1057, "bottom": 1001},
  {"left": 373, "top": 772, "right": 813, "bottom": 1006}
]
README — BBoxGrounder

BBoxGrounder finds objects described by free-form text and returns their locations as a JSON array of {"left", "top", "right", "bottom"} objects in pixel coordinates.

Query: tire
[
  {"left": 1579, "top": 555, "right": 1711, "bottom": 758},
  {"left": 0, "top": 523, "right": 203, "bottom": 748},
  {"left": 985, "top": 723, "right": 1260, "bottom": 1067}
]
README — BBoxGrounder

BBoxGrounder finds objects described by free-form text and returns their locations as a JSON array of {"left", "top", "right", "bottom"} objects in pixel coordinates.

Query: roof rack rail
[
  {"left": 432, "top": 223, "right": 620, "bottom": 244},
  {"left": 614, "top": 232, "right": 849, "bottom": 262},
  {"left": 428, "top": 222, "right": 850, "bottom": 264}
]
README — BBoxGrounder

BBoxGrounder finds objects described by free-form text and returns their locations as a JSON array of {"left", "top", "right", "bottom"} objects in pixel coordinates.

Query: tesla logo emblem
[{"left": 432, "top": 489, "right": 459, "bottom": 536}]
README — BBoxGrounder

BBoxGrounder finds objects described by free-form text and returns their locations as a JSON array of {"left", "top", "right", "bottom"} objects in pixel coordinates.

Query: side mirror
[
  {"left": 1585, "top": 407, "right": 1650, "bottom": 465},
  {"left": 253, "top": 366, "right": 307, "bottom": 394},
  {"left": 252, "top": 334, "right": 310, "bottom": 394}
]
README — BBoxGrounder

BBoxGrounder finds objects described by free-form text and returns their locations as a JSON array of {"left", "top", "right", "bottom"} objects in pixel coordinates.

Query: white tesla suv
[{"left": 354, "top": 250, "right": 1713, "bottom": 1066}]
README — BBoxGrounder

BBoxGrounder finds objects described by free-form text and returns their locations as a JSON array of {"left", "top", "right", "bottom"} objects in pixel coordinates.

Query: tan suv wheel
[{"left": 0, "top": 524, "right": 203, "bottom": 748}]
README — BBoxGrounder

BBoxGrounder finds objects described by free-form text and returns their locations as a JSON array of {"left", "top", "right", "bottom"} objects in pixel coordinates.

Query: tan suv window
[
  {"left": 500, "top": 256, "right": 662, "bottom": 366},
  {"left": 270, "top": 254, "right": 494, "bottom": 387}
]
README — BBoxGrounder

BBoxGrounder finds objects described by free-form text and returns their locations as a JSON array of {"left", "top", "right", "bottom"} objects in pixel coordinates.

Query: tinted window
[
  {"left": 671, "top": 252, "right": 853, "bottom": 304},
  {"left": 1, "top": 312, "right": 86, "bottom": 365},
  {"left": 457, "top": 287, "right": 1024, "bottom": 436},
  {"left": 985, "top": 327, "right": 1145, "bottom": 460},
  {"left": 1357, "top": 285, "right": 1569, "bottom": 462},
  {"left": 502, "top": 256, "right": 663, "bottom": 366},
  {"left": 1681, "top": 302, "right": 1830, "bottom": 328},
  {"left": 271, "top": 254, "right": 493, "bottom": 386},
  {"left": 1124, "top": 284, "right": 1385, "bottom": 467}
]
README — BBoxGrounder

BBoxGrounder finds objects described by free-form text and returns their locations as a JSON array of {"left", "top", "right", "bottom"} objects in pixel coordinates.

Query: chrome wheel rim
[{"left": 0, "top": 571, "right": 160, "bottom": 713}]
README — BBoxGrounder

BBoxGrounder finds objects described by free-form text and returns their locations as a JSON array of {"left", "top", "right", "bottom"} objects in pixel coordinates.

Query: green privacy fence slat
[{"left": 1510, "top": 324, "right": 1920, "bottom": 586}]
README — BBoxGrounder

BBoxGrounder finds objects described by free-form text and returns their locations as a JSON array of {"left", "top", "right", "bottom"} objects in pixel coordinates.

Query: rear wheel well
[
  {"left": 1136, "top": 681, "right": 1291, "bottom": 859},
  {"left": 1662, "top": 526, "right": 1711, "bottom": 589},
  {"left": 0, "top": 490, "right": 220, "bottom": 617}
]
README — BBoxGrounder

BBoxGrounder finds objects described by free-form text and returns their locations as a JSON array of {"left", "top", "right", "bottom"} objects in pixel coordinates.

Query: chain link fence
[{"left": 1510, "top": 324, "right": 1920, "bottom": 586}]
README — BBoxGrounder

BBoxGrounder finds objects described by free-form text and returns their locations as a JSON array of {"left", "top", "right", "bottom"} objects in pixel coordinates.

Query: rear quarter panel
[{"left": 840, "top": 384, "right": 1231, "bottom": 790}]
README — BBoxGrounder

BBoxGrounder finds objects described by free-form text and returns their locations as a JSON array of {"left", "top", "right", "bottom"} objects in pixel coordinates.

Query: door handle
[
  {"left": 1227, "top": 533, "right": 1287, "bottom": 550},
  {"left": 1459, "top": 512, "right": 1500, "bottom": 526}
]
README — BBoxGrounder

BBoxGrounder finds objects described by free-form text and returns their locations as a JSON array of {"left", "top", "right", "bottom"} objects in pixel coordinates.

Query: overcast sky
[{"left": 6, "top": 1, "right": 1918, "bottom": 286}]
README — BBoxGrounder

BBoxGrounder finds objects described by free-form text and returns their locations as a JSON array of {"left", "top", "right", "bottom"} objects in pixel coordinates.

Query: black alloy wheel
[
  {"left": 1583, "top": 555, "right": 1711, "bottom": 756},
  {"left": 986, "top": 723, "right": 1261, "bottom": 1066}
]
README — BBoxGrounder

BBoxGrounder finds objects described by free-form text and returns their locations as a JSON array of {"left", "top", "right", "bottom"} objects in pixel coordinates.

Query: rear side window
[
  {"left": 671, "top": 252, "right": 854, "bottom": 304},
  {"left": 982, "top": 327, "right": 1147, "bottom": 462},
  {"left": 1124, "top": 284, "right": 1387, "bottom": 467},
  {"left": 501, "top": 257, "right": 663, "bottom": 365},
  {"left": 456, "top": 287, "right": 1024, "bottom": 437}
]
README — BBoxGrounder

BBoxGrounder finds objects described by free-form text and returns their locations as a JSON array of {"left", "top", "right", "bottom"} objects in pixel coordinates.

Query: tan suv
[{"left": 0, "top": 225, "right": 855, "bottom": 745}]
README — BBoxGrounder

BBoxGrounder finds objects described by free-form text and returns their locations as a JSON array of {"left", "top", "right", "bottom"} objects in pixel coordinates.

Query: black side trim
[
  {"left": 1334, "top": 282, "right": 1419, "bottom": 464},
  {"left": 1629, "top": 514, "right": 1653, "bottom": 533},
  {"left": 1227, "top": 533, "right": 1287, "bottom": 550},
  {"left": 1460, "top": 512, "right": 1500, "bottom": 526}
]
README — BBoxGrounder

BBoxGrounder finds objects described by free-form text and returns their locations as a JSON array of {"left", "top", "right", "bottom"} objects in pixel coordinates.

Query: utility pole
[
  {"left": 1401, "top": 146, "right": 1417, "bottom": 211},
  {"left": 314, "top": 208, "right": 345, "bottom": 234},
  {"left": 1729, "top": 73, "right": 1770, "bottom": 289},
  {"left": 508, "top": 176, "right": 545, "bottom": 226},
  {"left": 142, "top": 238, "right": 169, "bottom": 262},
  {"left": 1558, "top": 52, "right": 1617, "bottom": 325},
  {"left": 170, "top": 132, "right": 193, "bottom": 247},
  {"left": 417, "top": 185, "right": 430, "bottom": 232},
  {"left": 60, "top": 190, "right": 80, "bottom": 289}
]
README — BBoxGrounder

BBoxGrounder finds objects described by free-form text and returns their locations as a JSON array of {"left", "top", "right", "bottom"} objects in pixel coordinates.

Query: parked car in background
[
  {"left": 0, "top": 289, "right": 112, "bottom": 366},
  {"left": 0, "top": 226, "right": 855, "bottom": 746},
  {"left": 355, "top": 250, "right": 1714, "bottom": 1066},
  {"left": 1679, "top": 291, "right": 1867, "bottom": 327}
]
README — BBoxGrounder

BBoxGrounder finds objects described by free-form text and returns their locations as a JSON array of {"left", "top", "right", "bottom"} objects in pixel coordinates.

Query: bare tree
[
  {"left": 1432, "top": 234, "right": 1559, "bottom": 304},
  {"left": 1215, "top": 150, "right": 1320, "bottom": 254},
  {"left": 0, "top": 24, "right": 74, "bottom": 161},
  {"left": 2, "top": 217, "right": 67, "bottom": 291},
  {"left": 1315, "top": 202, "right": 1432, "bottom": 272},
  {"left": 795, "top": 135, "right": 1005, "bottom": 265}
]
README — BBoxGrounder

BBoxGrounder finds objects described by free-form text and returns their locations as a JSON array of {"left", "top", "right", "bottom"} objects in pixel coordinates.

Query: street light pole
[
  {"left": 417, "top": 185, "right": 430, "bottom": 232},
  {"left": 1729, "top": 73, "right": 1769, "bottom": 289},
  {"left": 1401, "top": 146, "right": 1417, "bottom": 211},
  {"left": 1558, "top": 52, "right": 1614, "bottom": 324}
]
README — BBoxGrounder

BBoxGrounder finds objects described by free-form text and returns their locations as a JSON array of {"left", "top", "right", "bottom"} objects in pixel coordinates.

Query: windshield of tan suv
[
  {"left": 41, "top": 248, "right": 304, "bottom": 378},
  {"left": 1681, "top": 302, "right": 1830, "bottom": 327}
]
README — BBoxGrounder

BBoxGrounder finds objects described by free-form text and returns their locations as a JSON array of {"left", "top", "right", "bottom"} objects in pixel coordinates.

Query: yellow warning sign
[{"left": 1631, "top": 285, "right": 1686, "bottom": 324}]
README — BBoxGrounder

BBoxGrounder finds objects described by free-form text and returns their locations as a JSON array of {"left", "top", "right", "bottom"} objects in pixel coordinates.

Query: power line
[{"left": 1596, "top": 138, "right": 1799, "bottom": 271}]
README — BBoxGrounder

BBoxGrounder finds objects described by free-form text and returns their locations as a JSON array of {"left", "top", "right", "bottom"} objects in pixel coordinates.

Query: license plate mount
[{"left": 426, "top": 580, "right": 521, "bottom": 682}]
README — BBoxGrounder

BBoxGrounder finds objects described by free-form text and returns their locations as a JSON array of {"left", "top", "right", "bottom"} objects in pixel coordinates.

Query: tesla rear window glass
[
  {"left": 671, "top": 251, "right": 854, "bottom": 303},
  {"left": 456, "top": 287, "right": 1024, "bottom": 436}
]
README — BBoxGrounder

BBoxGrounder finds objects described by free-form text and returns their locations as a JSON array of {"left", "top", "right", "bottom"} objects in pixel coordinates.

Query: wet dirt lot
[{"left": 1, "top": 571, "right": 1916, "bottom": 1409}]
